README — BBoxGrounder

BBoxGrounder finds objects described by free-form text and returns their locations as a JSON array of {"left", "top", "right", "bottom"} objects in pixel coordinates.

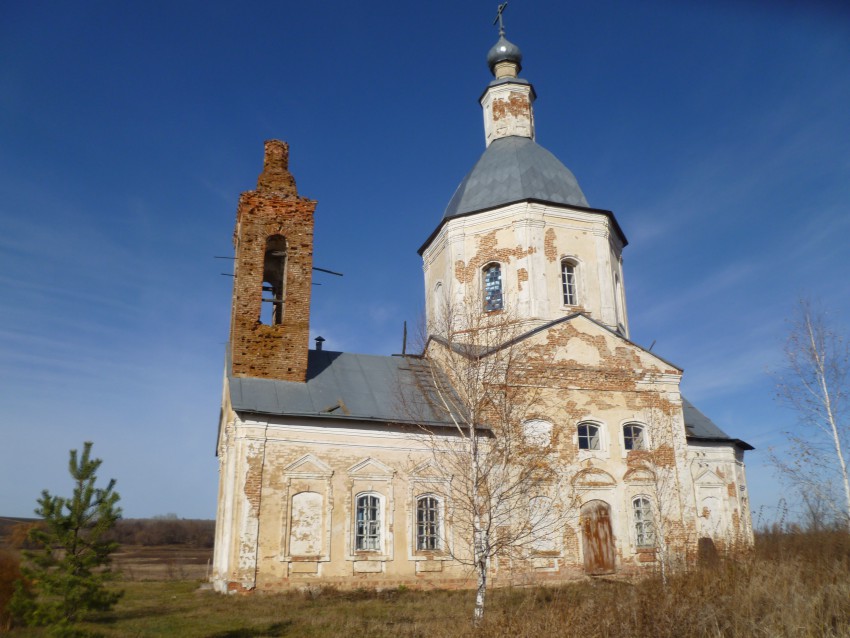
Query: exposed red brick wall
[{"left": 229, "top": 140, "right": 316, "bottom": 382}]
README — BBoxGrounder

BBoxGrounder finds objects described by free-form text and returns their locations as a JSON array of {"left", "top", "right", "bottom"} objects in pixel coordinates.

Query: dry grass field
[
  {"left": 3, "top": 530, "right": 850, "bottom": 637},
  {"left": 111, "top": 546, "right": 212, "bottom": 582}
]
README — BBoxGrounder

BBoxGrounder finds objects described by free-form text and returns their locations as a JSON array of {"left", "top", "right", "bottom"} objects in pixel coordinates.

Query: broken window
[
  {"left": 483, "top": 263, "right": 503, "bottom": 312},
  {"left": 577, "top": 422, "right": 601, "bottom": 450},
  {"left": 261, "top": 235, "right": 287, "bottom": 325},
  {"left": 623, "top": 423, "right": 647, "bottom": 451},
  {"left": 355, "top": 493, "right": 381, "bottom": 551},
  {"left": 561, "top": 259, "right": 578, "bottom": 305},
  {"left": 416, "top": 495, "right": 441, "bottom": 551},
  {"left": 632, "top": 496, "right": 655, "bottom": 547}
]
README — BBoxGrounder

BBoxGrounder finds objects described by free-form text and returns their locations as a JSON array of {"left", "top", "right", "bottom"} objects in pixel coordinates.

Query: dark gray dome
[
  {"left": 487, "top": 35, "right": 522, "bottom": 74},
  {"left": 443, "top": 136, "right": 589, "bottom": 220}
]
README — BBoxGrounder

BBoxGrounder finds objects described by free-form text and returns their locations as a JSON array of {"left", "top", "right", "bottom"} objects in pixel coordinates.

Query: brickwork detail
[
  {"left": 229, "top": 140, "right": 316, "bottom": 382},
  {"left": 491, "top": 91, "right": 531, "bottom": 121}
]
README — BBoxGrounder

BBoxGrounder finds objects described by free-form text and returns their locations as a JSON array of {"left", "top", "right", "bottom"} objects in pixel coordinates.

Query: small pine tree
[{"left": 11, "top": 442, "right": 123, "bottom": 637}]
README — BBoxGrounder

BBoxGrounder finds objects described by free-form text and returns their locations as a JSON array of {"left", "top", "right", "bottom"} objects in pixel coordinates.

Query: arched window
[
  {"left": 577, "top": 422, "right": 601, "bottom": 450},
  {"left": 261, "top": 235, "right": 287, "bottom": 325},
  {"left": 416, "top": 495, "right": 441, "bottom": 551},
  {"left": 355, "top": 493, "right": 382, "bottom": 551},
  {"left": 433, "top": 281, "right": 445, "bottom": 325},
  {"left": 632, "top": 497, "right": 655, "bottom": 547},
  {"left": 623, "top": 423, "right": 647, "bottom": 451},
  {"left": 483, "top": 263, "right": 503, "bottom": 312},
  {"left": 561, "top": 259, "right": 578, "bottom": 306}
]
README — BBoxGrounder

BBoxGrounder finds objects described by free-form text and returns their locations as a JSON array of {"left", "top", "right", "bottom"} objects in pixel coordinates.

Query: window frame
[
  {"left": 482, "top": 262, "right": 504, "bottom": 312},
  {"left": 415, "top": 494, "right": 443, "bottom": 552},
  {"left": 354, "top": 492, "right": 383, "bottom": 553},
  {"left": 622, "top": 423, "right": 648, "bottom": 452},
  {"left": 577, "top": 422, "right": 603, "bottom": 451},
  {"left": 560, "top": 258, "right": 578, "bottom": 306},
  {"left": 632, "top": 496, "right": 655, "bottom": 548}
]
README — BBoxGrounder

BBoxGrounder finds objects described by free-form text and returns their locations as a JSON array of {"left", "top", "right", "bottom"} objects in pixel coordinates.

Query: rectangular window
[
  {"left": 484, "top": 264, "right": 503, "bottom": 312},
  {"left": 416, "top": 496, "right": 440, "bottom": 551},
  {"left": 633, "top": 497, "right": 655, "bottom": 547},
  {"left": 355, "top": 494, "right": 381, "bottom": 551},
  {"left": 561, "top": 261, "right": 577, "bottom": 305}
]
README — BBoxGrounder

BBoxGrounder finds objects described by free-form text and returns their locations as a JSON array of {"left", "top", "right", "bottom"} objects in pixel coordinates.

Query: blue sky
[{"left": 1, "top": 1, "right": 848, "bottom": 521}]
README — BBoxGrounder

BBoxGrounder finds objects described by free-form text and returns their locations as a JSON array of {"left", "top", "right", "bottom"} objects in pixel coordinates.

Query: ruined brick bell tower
[{"left": 228, "top": 140, "right": 316, "bottom": 382}]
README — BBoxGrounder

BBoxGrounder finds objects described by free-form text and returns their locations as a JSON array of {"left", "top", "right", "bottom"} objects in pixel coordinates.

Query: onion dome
[{"left": 487, "top": 35, "right": 522, "bottom": 75}]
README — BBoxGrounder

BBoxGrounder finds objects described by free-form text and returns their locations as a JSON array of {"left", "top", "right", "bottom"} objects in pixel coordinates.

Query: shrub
[{"left": 0, "top": 548, "right": 22, "bottom": 631}]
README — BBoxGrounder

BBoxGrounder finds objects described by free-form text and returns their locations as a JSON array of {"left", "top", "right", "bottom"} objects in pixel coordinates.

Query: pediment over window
[
  {"left": 347, "top": 457, "right": 395, "bottom": 478},
  {"left": 623, "top": 467, "right": 655, "bottom": 484},
  {"left": 410, "top": 459, "right": 445, "bottom": 479},
  {"left": 694, "top": 468, "right": 724, "bottom": 486},
  {"left": 573, "top": 467, "right": 616, "bottom": 487},
  {"left": 283, "top": 454, "right": 333, "bottom": 477}
]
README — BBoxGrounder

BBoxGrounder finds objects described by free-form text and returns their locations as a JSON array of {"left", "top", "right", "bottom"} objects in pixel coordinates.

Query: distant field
[
  {"left": 3, "top": 530, "right": 850, "bottom": 637},
  {"left": 112, "top": 545, "right": 212, "bottom": 581}
]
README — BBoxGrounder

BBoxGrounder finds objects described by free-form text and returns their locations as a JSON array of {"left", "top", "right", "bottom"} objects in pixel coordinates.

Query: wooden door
[{"left": 581, "top": 500, "right": 616, "bottom": 575}]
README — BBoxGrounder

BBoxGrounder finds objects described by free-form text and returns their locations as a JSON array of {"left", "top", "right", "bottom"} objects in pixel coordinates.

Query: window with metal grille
[
  {"left": 355, "top": 494, "right": 381, "bottom": 551},
  {"left": 623, "top": 424, "right": 646, "bottom": 451},
  {"left": 561, "top": 260, "right": 577, "bottom": 305},
  {"left": 633, "top": 497, "right": 655, "bottom": 547},
  {"left": 416, "top": 496, "right": 440, "bottom": 551},
  {"left": 483, "top": 263, "right": 503, "bottom": 312},
  {"left": 577, "top": 422, "right": 601, "bottom": 450}
]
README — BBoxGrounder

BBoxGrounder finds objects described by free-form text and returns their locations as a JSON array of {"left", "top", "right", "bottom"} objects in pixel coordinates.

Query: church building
[{"left": 212, "top": 24, "right": 753, "bottom": 593}]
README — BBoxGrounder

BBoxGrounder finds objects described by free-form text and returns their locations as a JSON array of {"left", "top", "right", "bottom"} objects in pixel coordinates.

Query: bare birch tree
[
  {"left": 407, "top": 295, "right": 578, "bottom": 624},
  {"left": 630, "top": 393, "right": 688, "bottom": 586},
  {"left": 773, "top": 300, "right": 850, "bottom": 530}
]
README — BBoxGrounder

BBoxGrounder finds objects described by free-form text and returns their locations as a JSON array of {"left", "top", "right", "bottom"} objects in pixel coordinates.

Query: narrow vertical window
[
  {"left": 483, "top": 263, "right": 503, "bottom": 312},
  {"left": 633, "top": 497, "right": 655, "bottom": 547},
  {"left": 355, "top": 494, "right": 381, "bottom": 551},
  {"left": 615, "top": 273, "right": 624, "bottom": 331},
  {"left": 262, "top": 235, "right": 287, "bottom": 325},
  {"left": 623, "top": 424, "right": 646, "bottom": 451},
  {"left": 433, "top": 281, "right": 444, "bottom": 325},
  {"left": 416, "top": 496, "right": 441, "bottom": 551},
  {"left": 561, "top": 260, "right": 577, "bottom": 306}
]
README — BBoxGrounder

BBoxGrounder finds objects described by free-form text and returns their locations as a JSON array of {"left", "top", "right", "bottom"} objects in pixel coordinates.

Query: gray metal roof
[
  {"left": 229, "top": 351, "right": 452, "bottom": 427},
  {"left": 443, "top": 136, "right": 589, "bottom": 220},
  {"left": 228, "top": 350, "right": 751, "bottom": 450},
  {"left": 682, "top": 396, "right": 753, "bottom": 450}
]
